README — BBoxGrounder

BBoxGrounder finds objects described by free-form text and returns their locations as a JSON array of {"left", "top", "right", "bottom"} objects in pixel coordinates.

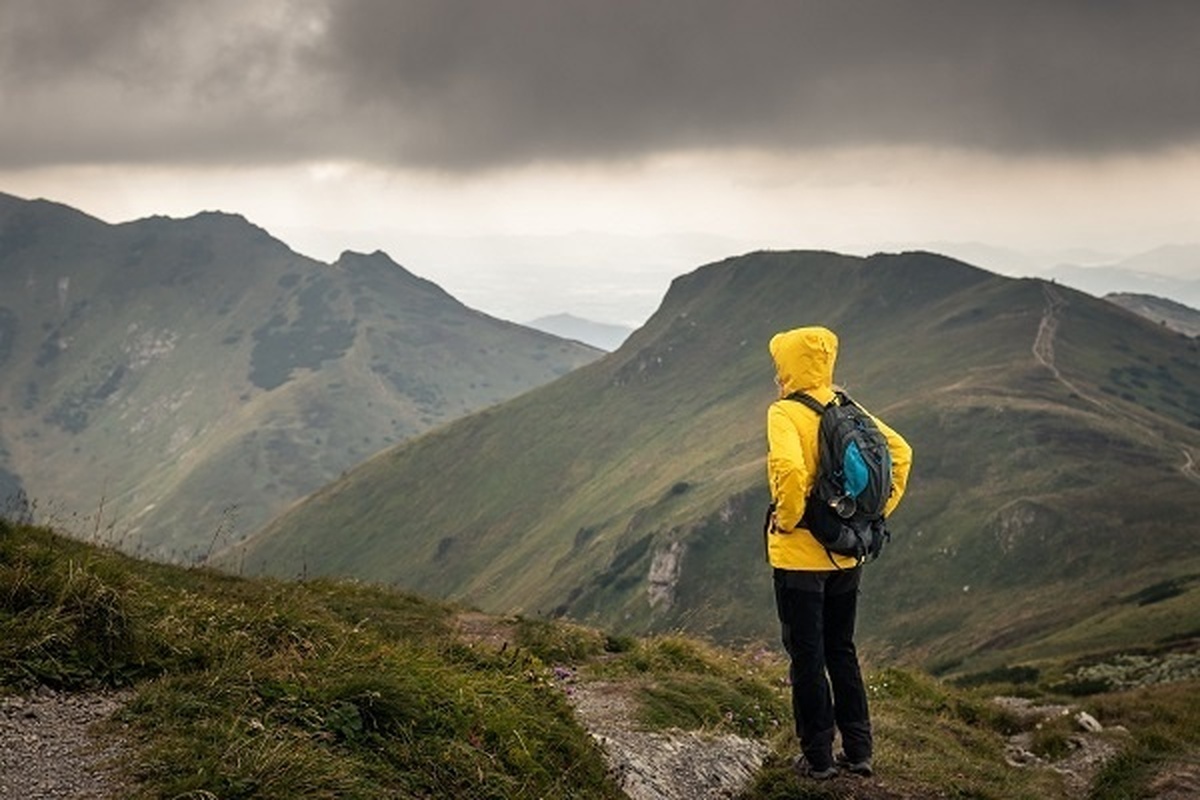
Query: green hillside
[
  {"left": 227, "top": 250, "right": 1200, "bottom": 677},
  {"left": 8, "top": 519, "right": 1197, "bottom": 799},
  {"left": 0, "top": 192, "right": 600, "bottom": 560},
  {"left": 1106, "top": 292, "right": 1200, "bottom": 337}
]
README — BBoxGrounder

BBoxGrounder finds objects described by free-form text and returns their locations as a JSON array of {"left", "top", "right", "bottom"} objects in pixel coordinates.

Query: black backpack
[{"left": 787, "top": 390, "right": 893, "bottom": 565}]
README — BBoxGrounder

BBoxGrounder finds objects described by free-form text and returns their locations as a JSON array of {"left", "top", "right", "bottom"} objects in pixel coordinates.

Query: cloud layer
[{"left": 4, "top": 0, "right": 1199, "bottom": 170}]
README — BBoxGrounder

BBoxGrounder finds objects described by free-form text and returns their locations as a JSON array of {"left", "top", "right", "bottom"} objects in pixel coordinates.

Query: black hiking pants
[{"left": 773, "top": 567, "right": 872, "bottom": 769}]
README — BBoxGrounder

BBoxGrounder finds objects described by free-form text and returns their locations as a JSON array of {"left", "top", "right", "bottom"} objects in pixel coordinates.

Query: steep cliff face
[{"left": 647, "top": 540, "right": 685, "bottom": 610}]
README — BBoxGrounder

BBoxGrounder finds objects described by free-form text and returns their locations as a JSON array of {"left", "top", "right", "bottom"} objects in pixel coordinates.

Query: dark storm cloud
[{"left": 3, "top": 0, "right": 1199, "bottom": 170}]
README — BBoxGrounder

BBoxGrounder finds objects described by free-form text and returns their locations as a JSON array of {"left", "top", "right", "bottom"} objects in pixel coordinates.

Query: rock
[
  {"left": 991, "top": 695, "right": 1072, "bottom": 725},
  {"left": 568, "top": 681, "right": 769, "bottom": 800},
  {"left": 997, "top": 697, "right": 1124, "bottom": 798},
  {"left": 1004, "top": 743, "right": 1042, "bottom": 767},
  {"left": 595, "top": 729, "right": 769, "bottom": 800}
]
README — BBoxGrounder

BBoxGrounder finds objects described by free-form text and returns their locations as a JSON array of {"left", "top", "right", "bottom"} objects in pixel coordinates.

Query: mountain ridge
[
  {"left": 0, "top": 192, "right": 602, "bottom": 560},
  {"left": 1105, "top": 291, "right": 1200, "bottom": 337},
  {"left": 525, "top": 313, "right": 633, "bottom": 351},
  {"left": 225, "top": 249, "right": 1200, "bottom": 673}
]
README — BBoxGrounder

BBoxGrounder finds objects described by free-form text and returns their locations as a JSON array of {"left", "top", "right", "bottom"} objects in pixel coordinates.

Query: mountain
[
  {"left": 0, "top": 192, "right": 602, "bottom": 560},
  {"left": 896, "top": 241, "right": 1120, "bottom": 276},
  {"left": 1106, "top": 292, "right": 1200, "bottom": 338},
  {"left": 223, "top": 250, "right": 1200, "bottom": 675},
  {"left": 1042, "top": 247, "right": 1200, "bottom": 309},
  {"left": 525, "top": 313, "right": 633, "bottom": 351},
  {"left": 907, "top": 241, "right": 1200, "bottom": 309},
  {"left": 1111, "top": 244, "right": 1200, "bottom": 279}
]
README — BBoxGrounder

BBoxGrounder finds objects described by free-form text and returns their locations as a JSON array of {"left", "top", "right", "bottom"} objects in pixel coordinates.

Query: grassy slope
[
  {"left": 0, "top": 519, "right": 621, "bottom": 798},
  {"left": 1106, "top": 292, "right": 1200, "bottom": 338},
  {"left": 10, "top": 520, "right": 1197, "bottom": 799},
  {"left": 228, "top": 250, "right": 1200, "bottom": 676}
]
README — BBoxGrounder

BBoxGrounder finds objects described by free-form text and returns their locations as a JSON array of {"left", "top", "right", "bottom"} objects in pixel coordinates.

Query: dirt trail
[
  {"left": 1034, "top": 284, "right": 1200, "bottom": 486},
  {"left": 2, "top": 611, "right": 1187, "bottom": 799},
  {"left": 1034, "top": 284, "right": 1124, "bottom": 417},
  {"left": 0, "top": 689, "right": 132, "bottom": 800},
  {"left": 456, "top": 613, "right": 769, "bottom": 800}
]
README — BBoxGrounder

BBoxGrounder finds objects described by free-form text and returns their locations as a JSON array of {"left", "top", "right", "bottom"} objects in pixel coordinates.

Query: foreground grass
[
  {"left": 5, "top": 519, "right": 1196, "bottom": 799},
  {"left": 0, "top": 519, "right": 620, "bottom": 799},
  {"left": 1087, "top": 680, "right": 1200, "bottom": 800},
  {"left": 740, "top": 666, "right": 1068, "bottom": 800}
]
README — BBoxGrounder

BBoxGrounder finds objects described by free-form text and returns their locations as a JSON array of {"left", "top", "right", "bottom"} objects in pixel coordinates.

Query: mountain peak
[
  {"left": 0, "top": 191, "right": 107, "bottom": 230},
  {"left": 1, "top": 194, "right": 602, "bottom": 563},
  {"left": 333, "top": 248, "right": 420, "bottom": 282},
  {"left": 332, "top": 249, "right": 463, "bottom": 305},
  {"left": 117, "top": 208, "right": 281, "bottom": 253},
  {"left": 191, "top": 209, "right": 252, "bottom": 226},
  {"left": 334, "top": 248, "right": 401, "bottom": 267}
]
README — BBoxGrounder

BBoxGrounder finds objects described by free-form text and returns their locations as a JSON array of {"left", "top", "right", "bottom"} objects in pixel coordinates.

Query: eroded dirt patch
[{"left": 569, "top": 681, "right": 769, "bottom": 800}]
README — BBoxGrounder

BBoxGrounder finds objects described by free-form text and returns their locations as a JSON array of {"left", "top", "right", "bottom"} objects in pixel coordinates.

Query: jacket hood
[{"left": 769, "top": 326, "right": 838, "bottom": 395}]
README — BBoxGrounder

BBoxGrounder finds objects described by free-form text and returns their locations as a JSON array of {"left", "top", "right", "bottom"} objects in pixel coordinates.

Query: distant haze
[{"left": 525, "top": 313, "right": 633, "bottom": 352}]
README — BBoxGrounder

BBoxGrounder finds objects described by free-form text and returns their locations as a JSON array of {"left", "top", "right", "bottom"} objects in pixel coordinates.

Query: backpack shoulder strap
[
  {"left": 831, "top": 389, "right": 856, "bottom": 408},
  {"left": 783, "top": 391, "right": 826, "bottom": 416}
]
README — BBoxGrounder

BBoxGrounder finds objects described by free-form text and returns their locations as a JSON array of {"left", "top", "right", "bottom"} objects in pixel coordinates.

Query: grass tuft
[
  {"left": 1, "top": 520, "right": 142, "bottom": 688},
  {"left": 1086, "top": 681, "right": 1200, "bottom": 800},
  {"left": 1, "top": 521, "right": 622, "bottom": 798}
]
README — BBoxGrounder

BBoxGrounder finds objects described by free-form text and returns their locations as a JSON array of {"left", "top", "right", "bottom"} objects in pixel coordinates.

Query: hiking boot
[
  {"left": 793, "top": 755, "right": 838, "bottom": 780},
  {"left": 836, "top": 752, "right": 873, "bottom": 777}
]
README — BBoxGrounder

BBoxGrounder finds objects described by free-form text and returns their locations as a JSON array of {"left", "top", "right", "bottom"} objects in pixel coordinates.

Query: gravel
[{"left": 0, "top": 689, "right": 133, "bottom": 800}]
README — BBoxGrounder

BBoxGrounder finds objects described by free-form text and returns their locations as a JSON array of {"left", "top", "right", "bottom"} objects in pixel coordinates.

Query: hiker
[{"left": 765, "top": 326, "right": 912, "bottom": 780}]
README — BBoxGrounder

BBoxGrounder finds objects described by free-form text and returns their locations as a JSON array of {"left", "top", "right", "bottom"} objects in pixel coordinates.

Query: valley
[
  {"left": 220, "top": 250, "right": 1200, "bottom": 681},
  {"left": 4, "top": 194, "right": 1198, "bottom": 687},
  {"left": 2, "top": 203, "right": 1199, "bottom": 799}
]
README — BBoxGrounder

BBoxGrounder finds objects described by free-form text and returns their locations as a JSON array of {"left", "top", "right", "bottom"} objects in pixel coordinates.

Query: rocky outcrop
[{"left": 568, "top": 681, "right": 769, "bottom": 800}]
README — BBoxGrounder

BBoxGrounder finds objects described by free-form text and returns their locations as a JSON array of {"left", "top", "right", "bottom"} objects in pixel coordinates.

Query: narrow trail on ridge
[{"left": 1034, "top": 283, "right": 1200, "bottom": 486}]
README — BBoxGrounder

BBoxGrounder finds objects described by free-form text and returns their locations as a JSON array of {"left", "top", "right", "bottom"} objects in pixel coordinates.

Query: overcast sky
[{"left": 2, "top": 0, "right": 1198, "bottom": 324}]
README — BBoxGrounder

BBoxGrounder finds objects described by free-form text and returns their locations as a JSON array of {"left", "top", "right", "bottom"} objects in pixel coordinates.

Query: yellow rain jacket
[{"left": 766, "top": 326, "right": 913, "bottom": 571}]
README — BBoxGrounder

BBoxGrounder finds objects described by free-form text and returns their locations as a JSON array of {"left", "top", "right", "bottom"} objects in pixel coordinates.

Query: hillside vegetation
[
  {"left": 0, "top": 192, "right": 600, "bottom": 560},
  {"left": 1, "top": 518, "right": 619, "bottom": 798},
  {"left": 1106, "top": 292, "right": 1200, "bottom": 338},
  {"left": 225, "top": 251, "right": 1200, "bottom": 679},
  {"left": 7, "top": 520, "right": 1197, "bottom": 799}
]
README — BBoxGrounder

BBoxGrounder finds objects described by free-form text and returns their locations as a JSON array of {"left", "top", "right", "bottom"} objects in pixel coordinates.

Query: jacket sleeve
[
  {"left": 872, "top": 414, "right": 913, "bottom": 517},
  {"left": 766, "top": 402, "right": 813, "bottom": 530}
]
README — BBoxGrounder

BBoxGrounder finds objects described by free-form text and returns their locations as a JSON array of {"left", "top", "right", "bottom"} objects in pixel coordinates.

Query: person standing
[{"left": 765, "top": 326, "right": 912, "bottom": 780}]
